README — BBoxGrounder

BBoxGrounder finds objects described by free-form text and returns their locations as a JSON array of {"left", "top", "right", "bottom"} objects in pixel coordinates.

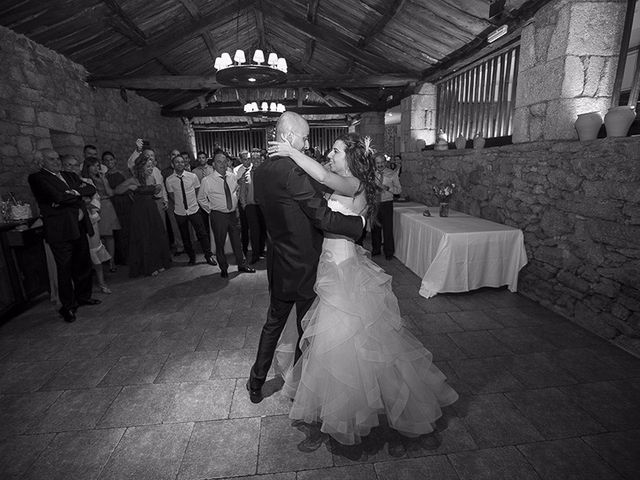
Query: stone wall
[
  {"left": 0, "top": 25, "right": 188, "bottom": 206},
  {"left": 401, "top": 137, "right": 640, "bottom": 340},
  {"left": 513, "top": 0, "right": 626, "bottom": 142}
]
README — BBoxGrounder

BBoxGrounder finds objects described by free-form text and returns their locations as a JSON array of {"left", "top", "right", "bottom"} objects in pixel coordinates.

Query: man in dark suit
[
  {"left": 28, "top": 149, "right": 101, "bottom": 323},
  {"left": 247, "top": 112, "right": 364, "bottom": 403}
]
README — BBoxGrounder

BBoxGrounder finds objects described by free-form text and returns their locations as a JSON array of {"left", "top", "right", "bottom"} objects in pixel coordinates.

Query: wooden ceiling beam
[
  {"left": 336, "top": 89, "right": 372, "bottom": 106},
  {"left": 162, "top": 104, "right": 387, "bottom": 117},
  {"left": 102, "top": 0, "right": 147, "bottom": 43},
  {"left": 110, "top": 0, "right": 254, "bottom": 75},
  {"left": 106, "top": 17, "right": 146, "bottom": 47},
  {"left": 88, "top": 73, "right": 419, "bottom": 90},
  {"left": 262, "top": 0, "right": 412, "bottom": 74},
  {"left": 301, "top": 0, "right": 320, "bottom": 68},
  {"left": 358, "top": 0, "right": 407, "bottom": 48},
  {"left": 176, "top": 0, "right": 218, "bottom": 62},
  {"left": 255, "top": 0, "right": 266, "bottom": 48}
]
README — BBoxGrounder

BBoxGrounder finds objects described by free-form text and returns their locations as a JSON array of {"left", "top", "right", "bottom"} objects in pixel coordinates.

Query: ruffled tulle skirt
[{"left": 275, "top": 239, "right": 458, "bottom": 445}]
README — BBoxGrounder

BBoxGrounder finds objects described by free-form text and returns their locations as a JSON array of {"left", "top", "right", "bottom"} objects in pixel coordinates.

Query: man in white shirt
[
  {"left": 372, "top": 153, "right": 402, "bottom": 260},
  {"left": 165, "top": 155, "right": 217, "bottom": 266},
  {"left": 198, "top": 153, "right": 256, "bottom": 278}
]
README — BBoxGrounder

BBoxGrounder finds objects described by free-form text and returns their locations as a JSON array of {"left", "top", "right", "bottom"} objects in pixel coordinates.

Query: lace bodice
[{"left": 324, "top": 197, "right": 359, "bottom": 263}]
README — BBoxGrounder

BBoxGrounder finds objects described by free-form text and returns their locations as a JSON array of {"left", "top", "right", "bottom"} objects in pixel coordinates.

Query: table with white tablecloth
[{"left": 392, "top": 203, "right": 528, "bottom": 298}]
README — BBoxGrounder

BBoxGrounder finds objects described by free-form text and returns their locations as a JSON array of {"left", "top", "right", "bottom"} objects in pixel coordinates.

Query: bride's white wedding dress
[{"left": 275, "top": 198, "right": 458, "bottom": 445}]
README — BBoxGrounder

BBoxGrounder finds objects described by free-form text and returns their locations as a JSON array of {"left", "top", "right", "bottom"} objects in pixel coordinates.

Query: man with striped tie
[{"left": 165, "top": 154, "right": 216, "bottom": 267}]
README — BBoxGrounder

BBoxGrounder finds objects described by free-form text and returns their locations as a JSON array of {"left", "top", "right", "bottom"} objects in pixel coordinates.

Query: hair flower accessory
[{"left": 362, "top": 136, "right": 374, "bottom": 156}]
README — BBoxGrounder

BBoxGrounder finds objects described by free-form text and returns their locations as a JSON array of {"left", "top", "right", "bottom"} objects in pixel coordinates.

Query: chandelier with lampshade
[
  {"left": 243, "top": 101, "right": 286, "bottom": 114},
  {"left": 214, "top": 48, "right": 288, "bottom": 87}
]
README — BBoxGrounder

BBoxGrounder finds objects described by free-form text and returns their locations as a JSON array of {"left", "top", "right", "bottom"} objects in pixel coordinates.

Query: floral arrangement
[{"left": 432, "top": 181, "right": 456, "bottom": 203}]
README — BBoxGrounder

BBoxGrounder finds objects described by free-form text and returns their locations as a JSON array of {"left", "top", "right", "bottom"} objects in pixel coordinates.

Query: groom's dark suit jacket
[
  {"left": 28, "top": 169, "right": 96, "bottom": 243},
  {"left": 254, "top": 155, "right": 363, "bottom": 301}
]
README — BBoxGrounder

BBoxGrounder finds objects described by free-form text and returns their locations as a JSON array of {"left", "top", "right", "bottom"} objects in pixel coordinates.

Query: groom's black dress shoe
[
  {"left": 238, "top": 265, "right": 256, "bottom": 273},
  {"left": 77, "top": 298, "right": 101, "bottom": 306},
  {"left": 246, "top": 381, "right": 263, "bottom": 404},
  {"left": 59, "top": 307, "right": 76, "bottom": 323},
  {"left": 220, "top": 268, "right": 228, "bottom": 278},
  {"left": 205, "top": 254, "right": 217, "bottom": 266}
]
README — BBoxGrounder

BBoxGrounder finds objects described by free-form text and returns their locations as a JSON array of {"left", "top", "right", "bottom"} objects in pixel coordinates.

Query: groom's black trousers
[{"left": 249, "top": 295, "right": 315, "bottom": 389}]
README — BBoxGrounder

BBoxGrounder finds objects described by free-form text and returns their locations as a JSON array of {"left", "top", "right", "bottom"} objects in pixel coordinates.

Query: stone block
[
  {"left": 16, "top": 136, "right": 33, "bottom": 154},
  {"left": 36, "top": 138, "right": 53, "bottom": 150},
  {"left": 519, "top": 23, "right": 536, "bottom": 71},
  {"left": 0, "top": 144, "right": 18, "bottom": 157},
  {"left": 567, "top": 2, "right": 626, "bottom": 57},
  {"left": 415, "top": 82, "right": 436, "bottom": 95},
  {"left": 0, "top": 120, "right": 19, "bottom": 136},
  {"left": 557, "top": 271, "right": 590, "bottom": 293},
  {"left": 540, "top": 210, "right": 575, "bottom": 236},
  {"left": 547, "top": 4, "right": 571, "bottom": 60},
  {"left": 10, "top": 105, "right": 35, "bottom": 123},
  {"left": 37, "top": 111, "right": 77, "bottom": 132},
  {"left": 562, "top": 56, "right": 586, "bottom": 97},
  {"left": 516, "top": 57, "right": 565, "bottom": 107}
]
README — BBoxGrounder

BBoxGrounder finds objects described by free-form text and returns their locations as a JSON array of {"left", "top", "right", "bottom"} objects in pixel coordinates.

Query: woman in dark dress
[{"left": 115, "top": 154, "right": 171, "bottom": 277}]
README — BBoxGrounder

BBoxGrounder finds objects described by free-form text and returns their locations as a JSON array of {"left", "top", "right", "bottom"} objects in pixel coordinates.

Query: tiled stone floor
[{"left": 1, "top": 253, "right": 639, "bottom": 480}]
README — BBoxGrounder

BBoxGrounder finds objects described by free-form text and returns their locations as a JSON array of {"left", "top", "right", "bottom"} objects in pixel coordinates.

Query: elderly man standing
[
  {"left": 198, "top": 152, "right": 255, "bottom": 278},
  {"left": 165, "top": 155, "right": 217, "bottom": 266},
  {"left": 28, "top": 149, "right": 101, "bottom": 323}
]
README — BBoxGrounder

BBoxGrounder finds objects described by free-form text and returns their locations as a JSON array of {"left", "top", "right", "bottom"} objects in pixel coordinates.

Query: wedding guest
[
  {"left": 78, "top": 156, "right": 112, "bottom": 293},
  {"left": 117, "top": 154, "right": 171, "bottom": 277},
  {"left": 192, "top": 151, "right": 214, "bottom": 181},
  {"left": 371, "top": 153, "right": 402, "bottom": 260},
  {"left": 165, "top": 154, "right": 217, "bottom": 266},
  {"left": 197, "top": 152, "right": 255, "bottom": 278},
  {"left": 238, "top": 151, "right": 266, "bottom": 263},
  {"left": 234, "top": 150, "right": 252, "bottom": 256},
  {"left": 29, "top": 149, "right": 100, "bottom": 323},
  {"left": 162, "top": 148, "right": 185, "bottom": 255},
  {"left": 104, "top": 151, "right": 132, "bottom": 265},
  {"left": 86, "top": 151, "right": 120, "bottom": 272}
]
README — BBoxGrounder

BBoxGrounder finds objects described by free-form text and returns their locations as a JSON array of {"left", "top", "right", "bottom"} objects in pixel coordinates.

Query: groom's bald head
[{"left": 276, "top": 112, "right": 309, "bottom": 152}]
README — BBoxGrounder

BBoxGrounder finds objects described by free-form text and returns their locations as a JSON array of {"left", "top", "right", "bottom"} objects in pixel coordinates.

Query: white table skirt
[{"left": 392, "top": 203, "right": 528, "bottom": 298}]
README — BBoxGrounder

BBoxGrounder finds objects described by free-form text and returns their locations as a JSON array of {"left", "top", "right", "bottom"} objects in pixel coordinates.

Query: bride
[{"left": 268, "top": 133, "right": 458, "bottom": 452}]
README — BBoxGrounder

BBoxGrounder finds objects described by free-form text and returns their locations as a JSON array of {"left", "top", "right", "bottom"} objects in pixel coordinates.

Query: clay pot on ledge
[
  {"left": 473, "top": 133, "right": 485, "bottom": 149},
  {"left": 604, "top": 106, "right": 636, "bottom": 137},
  {"left": 454, "top": 134, "right": 467, "bottom": 149},
  {"left": 574, "top": 111, "right": 602, "bottom": 141}
]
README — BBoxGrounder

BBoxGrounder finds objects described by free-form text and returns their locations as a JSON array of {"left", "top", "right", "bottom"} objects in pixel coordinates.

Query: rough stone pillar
[
  {"left": 513, "top": 0, "right": 627, "bottom": 143},
  {"left": 355, "top": 111, "right": 385, "bottom": 153},
  {"left": 401, "top": 82, "right": 437, "bottom": 152}
]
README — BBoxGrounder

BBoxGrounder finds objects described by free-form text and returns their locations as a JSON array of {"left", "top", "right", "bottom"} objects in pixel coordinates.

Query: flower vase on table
[
  {"left": 439, "top": 203, "right": 449, "bottom": 217},
  {"left": 433, "top": 181, "right": 456, "bottom": 217}
]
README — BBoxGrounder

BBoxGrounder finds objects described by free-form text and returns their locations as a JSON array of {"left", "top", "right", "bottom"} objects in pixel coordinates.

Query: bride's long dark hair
[{"left": 338, "top": 132, "right": 379, "bottom": 224}]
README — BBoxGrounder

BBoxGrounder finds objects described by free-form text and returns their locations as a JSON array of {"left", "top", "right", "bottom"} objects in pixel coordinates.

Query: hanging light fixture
[
  {"left": 243, "top": 102, "right": 286, "bottom": 114},
  {"left": 215, "top": 48, "right": 288, "bottom": 87}
]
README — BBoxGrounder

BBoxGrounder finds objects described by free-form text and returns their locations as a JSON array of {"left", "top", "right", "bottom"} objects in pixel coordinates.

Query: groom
[{"left": 247, "top": 112, "right": 364, "bottom": 403}]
